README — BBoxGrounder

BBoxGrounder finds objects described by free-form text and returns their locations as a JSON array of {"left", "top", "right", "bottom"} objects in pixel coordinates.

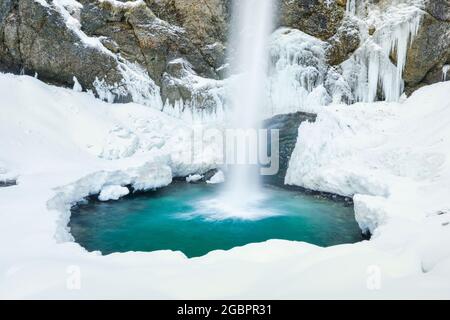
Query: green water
[{"left": 69, "top": 183, "right": 363, "bottom": 258}]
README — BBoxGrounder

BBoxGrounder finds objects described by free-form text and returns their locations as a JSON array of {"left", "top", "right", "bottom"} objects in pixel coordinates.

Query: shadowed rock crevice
[{"left": 263, "top": 112, "right": 317, "bottom": 186}]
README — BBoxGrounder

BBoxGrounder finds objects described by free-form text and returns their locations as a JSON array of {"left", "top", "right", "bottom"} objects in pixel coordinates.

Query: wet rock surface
[{"left": 262, "top": 111, "right": 317, "bottom": 186}]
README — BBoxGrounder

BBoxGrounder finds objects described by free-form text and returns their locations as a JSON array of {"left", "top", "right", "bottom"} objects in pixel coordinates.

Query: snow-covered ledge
[{"left": 48, "top": 161, "right": 172, "bottom": 243}]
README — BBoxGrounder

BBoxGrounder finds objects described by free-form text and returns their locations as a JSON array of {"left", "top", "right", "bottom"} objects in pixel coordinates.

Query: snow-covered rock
[
  {"left": 207, "top": 170, "right": 225, "bottom": 184},
  {"left": 98, "top": 185, "right": 130, "bottom": 201},
  {"left": 186, "top": 174, "right": 203, "bottom": 183}
]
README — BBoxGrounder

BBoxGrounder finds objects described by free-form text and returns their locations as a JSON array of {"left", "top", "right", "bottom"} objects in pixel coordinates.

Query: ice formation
[
  {"left": 161, "top": 59, "right": 227, "bottom": 123},
  {"left": 31, "top": 0, "right": 428, "bottom": 120},
  {"left": 443, "top": 65, "right": 450, "bottom": 81},
  {"left": 342, "top": 0, "right": 423, "bottom": 102},
  {"left": 268, "top": 29, "right": 331, "bottom": 115},
  {"left": 264, "top": 0, "right": 426, "bottom": 116}
]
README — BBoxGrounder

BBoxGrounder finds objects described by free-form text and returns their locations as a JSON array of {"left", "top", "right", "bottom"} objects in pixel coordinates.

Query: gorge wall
[{"left": 0, "top": 0, "right": 448, "bottom": 114}]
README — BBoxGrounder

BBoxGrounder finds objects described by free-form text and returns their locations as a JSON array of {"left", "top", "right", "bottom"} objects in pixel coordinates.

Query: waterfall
[
  {"left": 227, "top": 0, "right": 275, "bottom": 127},
  {"left": 219, "top": 0, "right": 276, "bottom": 217}
]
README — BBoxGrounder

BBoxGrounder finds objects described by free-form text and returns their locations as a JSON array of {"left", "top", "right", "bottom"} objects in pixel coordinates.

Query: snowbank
[
  {"left": 98, "top": 186, "right": 130, "bottom": 201},
  {"left": 287, "top": 81, "right": 450, "bottom": 273},
  {"left": 1, "top": 73, "right": 449, "bottom": 299}
]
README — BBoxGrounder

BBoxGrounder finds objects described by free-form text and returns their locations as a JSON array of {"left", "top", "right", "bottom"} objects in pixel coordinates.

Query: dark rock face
[
  {"left": 79, "top": 0, "right": 226, "bottom": 85},
  {"left": 0, "top": 0, "right": 228, "bottom": 104},
  {"left": 404, "top": 12, "right": 450, "bottom": 92},
  {"left": 146, "top": 0, "right": 231, "bottom": 47},
  {"left": 423, "top": 0, "right": 450, "bottom": 22},
  {"left": 262, "top": 112, "right": 317, "bottom": 186},
  {"left": 0, "top": 0, "right": 123, "bottom": 91},
  {"left": 278, "top": 0, "right": 346, "bottom": 40}
]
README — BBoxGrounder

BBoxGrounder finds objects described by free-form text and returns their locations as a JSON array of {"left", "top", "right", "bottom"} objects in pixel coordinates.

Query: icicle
[
  {"left": 443, "top": 65, "right": 450, "bottom": 81},
  {"left": 267, "top": 28, "right": 335, "bottom": 114},
  {"left": 380, "top": 9, "right": 422, "bottom": 100},
  {"left": 342, "top": 2, "right": 423, "bottom": 103},
  {"left": 346, "top": 0, "right": 357, "bottom": 15}
]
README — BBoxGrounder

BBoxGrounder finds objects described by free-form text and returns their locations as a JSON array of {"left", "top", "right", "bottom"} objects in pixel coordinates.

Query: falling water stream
[{"left": 218, "top": 0, "right": 276, "bottom": 216}]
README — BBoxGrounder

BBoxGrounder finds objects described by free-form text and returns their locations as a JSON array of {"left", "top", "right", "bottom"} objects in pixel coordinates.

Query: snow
[
  {"left": 346, "top": 0, "right": 357, "bottom": 14},
  {"left": 98, "top": 185, "right": 130, "bottom": 201},
  {"left": 268, "top": 28, "right": 331, "bottom": 115},
  {"left": 1, "top": 72, "right": 450, "bottom": 298},
  {"left": 206, "top": 170, "right": 225, "bottom": 184},
  {"left": 98, "top": 0, "right": 145, "bottom": 10},
  {"left": 287, "top": 81, "right": 450, "bottom": 276},
  {"left": 0, "top": 161, "right": 17, "bottom": 184},
  {"left": 161, "top": 58, "right": 227, "bottom": 122},
  {"left": 186, "top": 174, "right": 203, "bottom": 183},
  {"left": 31, "top": 0, "right": 164, "bottom": 108}
]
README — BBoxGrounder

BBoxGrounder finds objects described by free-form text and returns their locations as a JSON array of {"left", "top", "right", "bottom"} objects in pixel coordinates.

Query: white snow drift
[
  {"left": 287, "top": 81, "right": 450, "bottom": 274},
  {"left": 1, "top": 73, "right": 450, "bottom": 298}
]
